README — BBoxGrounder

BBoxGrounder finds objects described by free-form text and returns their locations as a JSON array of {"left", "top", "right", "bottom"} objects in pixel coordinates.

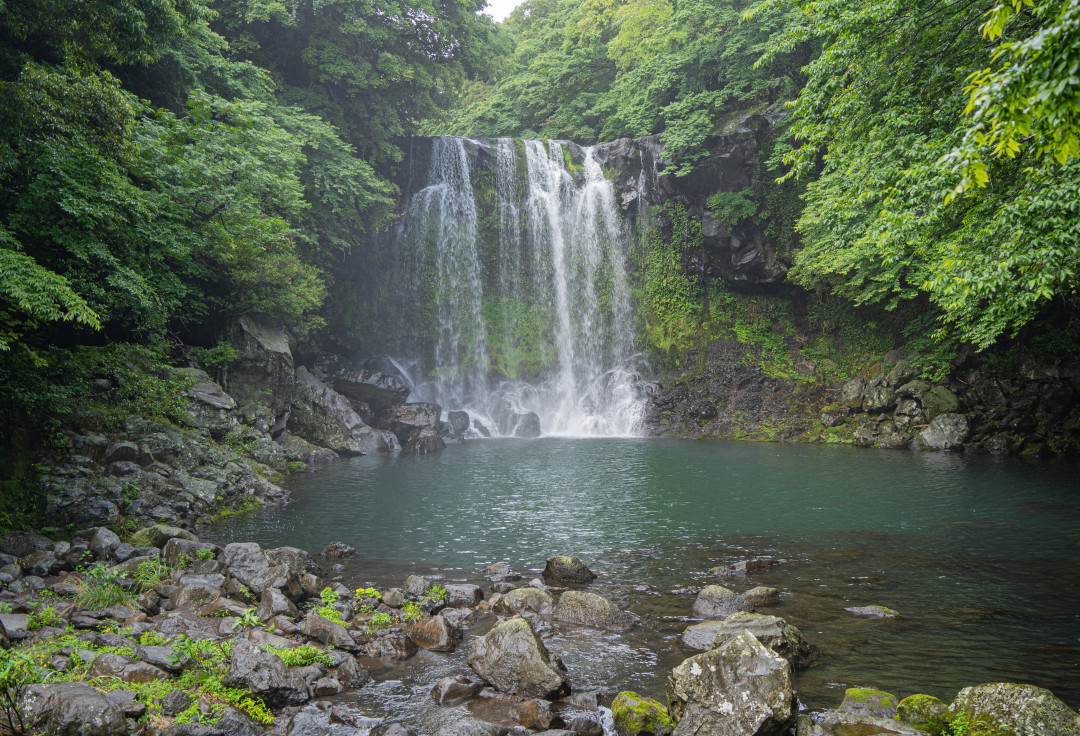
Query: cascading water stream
[{"left": 388, "top": 135, "right": 653, "bottom": 437}]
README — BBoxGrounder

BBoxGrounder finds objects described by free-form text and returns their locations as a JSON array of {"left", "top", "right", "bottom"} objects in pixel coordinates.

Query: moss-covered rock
[
  {"left": 612, "top": 691, "right": 674, "bottom": 736},
  {"left": 949, "top": 682, "right": 1080, "bottom": 736},
  {"left": 897, "top": 694, "right": 948, "bottom": 733},
  {"left": 839, "top": 688, "right": 898, "bottom": 719}
]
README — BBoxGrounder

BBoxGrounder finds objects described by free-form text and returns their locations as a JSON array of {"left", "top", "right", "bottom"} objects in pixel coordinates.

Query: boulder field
[{"left": 2, "top": 537, "right": 1076, "bottom": 736}]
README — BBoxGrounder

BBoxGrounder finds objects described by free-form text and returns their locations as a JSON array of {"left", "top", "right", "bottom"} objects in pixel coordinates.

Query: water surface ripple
[{"left": 207, "top": 439, "right": 1080, "bottom": 715}]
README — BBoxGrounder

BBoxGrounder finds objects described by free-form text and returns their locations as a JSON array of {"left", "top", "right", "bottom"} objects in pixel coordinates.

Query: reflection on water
[{"left": 205, "top": 439, "right": 1080, "bottom": 717}]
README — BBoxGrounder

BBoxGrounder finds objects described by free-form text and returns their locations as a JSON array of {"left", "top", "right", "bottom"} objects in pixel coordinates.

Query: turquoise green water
[{"left": 207, "top": 439, "right": 1080, "bottom": 712}]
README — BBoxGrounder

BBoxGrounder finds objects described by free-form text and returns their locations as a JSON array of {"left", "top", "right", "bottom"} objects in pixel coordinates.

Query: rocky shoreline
[{"left": 2, "top": 525, "right": 1078, "bottom": 736}]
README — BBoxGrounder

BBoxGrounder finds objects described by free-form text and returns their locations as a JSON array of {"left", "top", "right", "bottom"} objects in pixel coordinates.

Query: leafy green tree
[{"left": 750, "top": 0, "right": 1080, "bottom": 350}]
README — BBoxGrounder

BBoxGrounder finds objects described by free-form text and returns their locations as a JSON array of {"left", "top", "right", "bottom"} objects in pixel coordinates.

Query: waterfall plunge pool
[{"left": 206, "top": 438, "right": 1080, "bottom": 725}]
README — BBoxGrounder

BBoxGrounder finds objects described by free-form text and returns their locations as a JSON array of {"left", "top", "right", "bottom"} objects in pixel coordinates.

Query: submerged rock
[{"left": 467, "top": 615, "right": 571, "bottom": 699}]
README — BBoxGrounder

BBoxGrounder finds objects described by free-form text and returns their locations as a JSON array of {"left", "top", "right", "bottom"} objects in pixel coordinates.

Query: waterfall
[{"left": 384, "top": 135, "right": 651, "bottom": 437}]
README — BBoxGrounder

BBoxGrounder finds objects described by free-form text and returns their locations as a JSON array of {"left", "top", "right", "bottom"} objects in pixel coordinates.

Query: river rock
[
  {"left": 667, "top": 631, "right": 795, "bottom": 736},
  {"left": 305, "top": 611, "right": 357, "bottom": 649},
  {"left": 612, "top": 691, "right": 674, "bottom": 736},
  {"left": 365, "top": 631, "right": 418, "bottom": 659},
  {"left": 494, "top": 587, "right": 554, "bottom": 616},
  {"left": 445, "top": 583, "right": 484, "bottom": 607},
  {"left": 320, "top": 541, "right": 356, "bottom": 558},
  {"left": 335, "top": 657, "right": 371, "bottom": 688},
  {"left": 257, "top": 586, "right": 298, "bottom": 621},
  {"left": 845, "top": 605, "right": 897, "bottom": 618},
  {"left": 543, "top": 556, "right": 597, "bottom": 584},
  {"left": 839, "top": 688, "right": 898, "bottom": 719},
  {"left": 917, "top": 413, "right": 970, "bottom": 450},
  {"left": 434, "top": 719, "right": 522, "bottom": 736},
  {"left": 711, "top": 612, "right": 819, "bottom": 671},
  {"left": 691, "top": 585, "right": 753, "bottom": 619},
  {"left": 215, "top": 707, "right": 263, "bottom": 736},
  {"left": 432, "top": 675, "right": 484, "bottom": 704},
  {"left": 221, "top": 542, "right": 270, "bottom": 588},
  {"left": 797, "top": 711, "right": 919, "bottom": 736},
  {"left": 404, "top": 574, "right": 434, "bottom": 597},
  {"left": 896, "top": 694, "right": 948, "bottom": 732},
  {"left": 128, "top": 524, "right": 198, "bottom": 549},
  {"left": 682, "top": 621, "right": 724, "bottom": 651},
  {"left": 284, "top": 703, "right": 381, "bottom": 736},
  {"left": 468, "top": 615, "right": 571, "bottom": 699},
  {"left": 949, "top": 683, "right": 1080, "bottom": 736},
  {"left": 19, "top": 682, "right": 128, "bottom": 736},
  {"left": 553, "top": 590, "right": 638, "bottom": 631},
  {"left": 743, "top": 587, "right": 780, "bottom": 606},
  {"left": 223, "top": 639, "right": 310, "bottom": 708},
  {"left": 388, "top": 403, "right": 443, "bottom": 451},
  {"left": 412, "top": 614, "right": 460, "bottom": 651}
]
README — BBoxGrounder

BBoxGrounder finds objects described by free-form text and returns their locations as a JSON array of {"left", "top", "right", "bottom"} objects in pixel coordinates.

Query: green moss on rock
[
  {"left": 612, "top": 691, "right": 674, "bottom": 736},
  {"left": 898, "top": 694, "right": 948, "bottom": 733}
]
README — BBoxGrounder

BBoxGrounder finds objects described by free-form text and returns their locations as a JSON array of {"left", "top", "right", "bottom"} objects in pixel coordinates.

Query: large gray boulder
[
  {"left": 19, "top": 682, "right": 128, "bottom": 736},
  {"left": 949, "top": 683, "right": 1080, "bottom": 736},
  {"left": 467, "top": 615, "right": 571, "bottom": 699},
  {"left": 290, "top": 367, "right": 395, "bottom": 456},
  {"left": 553, "top": 590, "right": 638, "bottom": 631},
  {"left": 691, "top": 585, "right": 753, "bottom": 619},
  {"left": 710, "top": 612, "right": 818, "bottom": 671},
  {"left": 667, "top": 631, "right": 795, "bottom": 736},
  {"left": 221, "top": 542, "right": 270, "bottom": 588},
  {"left": 223, "top": 639, "right": 310, "bottom": 708},
  {"left": 917, "top": 413, "right": 970, "bottom": 450},
  {"left": 543, "top": 555, "right": 596, "bottom": 584},
  {"left": 411, "top": 614, "right": 460, "bottom": 652}
]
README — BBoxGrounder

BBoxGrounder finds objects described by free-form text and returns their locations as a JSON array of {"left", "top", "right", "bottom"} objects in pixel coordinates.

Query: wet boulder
[
  {"left": 949, "top": 683, "right": 1080, "bottom": 736},
  {"left": 896, "top": 694, "right": 948, "bottom": 733},
  {"left": 710, "top": 613, "right": 819, "bottom": 671},
  {"left": 612, "top": 691, "right": 674, "bottom": 736},
  {"left": 553, "top": 590, "right": 638, "bottom": 631},
  {"left": 494, "top": 587, "right": 554, "bottom": 616},
  {"left": 289, "top": 367, "right": 377, "bottom": 456},
  {"left": 411, "top": 614, "right": 460, "bottom": 652},
  {"left": 445, "top": 583, "right": 484, "bottom": 608},
  {"left": 221, "top": 542, "right": 270, "bottom": 588},
  {"left": 432, "top": 675, "right": 484, "bottom": 704},
  {"left": 468, "top": 615, "right": 571, "bottom": 699},
  {"left": 448, "top": 410, "right": 470, "bottom": 436},
  {"left": 19, "top": 682, "right": 128, "bottom": 736},
  {"left": 743, "top": 587, "right": 780, "bottom": 607},
  {"left": 364, "top": 631, "right": 418, "bottom": 659},
  {"left": 389, "top": 403, "right": 446, "bottom": 454},
  {"left": 691, "top": 585, "right": 753, "bottom": 619},
  {"left": 223, "top": 639, "right": 310, "bottom": 708},
  {"left": 839, "top": 688, "right": 898, "bottom": 719},
  {"left": 682, "top": 621, "right": 724, "bottom": 651},
  {"left": 543, "top": 556, "right": 597, "bottom": 584},
  {"left": 667, "top": 631, "right": 795, "bottom": 736},
  {"left": 305, "top": 611, "right": 357, "bottom": 650}
]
